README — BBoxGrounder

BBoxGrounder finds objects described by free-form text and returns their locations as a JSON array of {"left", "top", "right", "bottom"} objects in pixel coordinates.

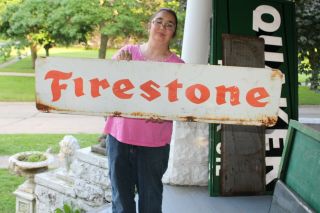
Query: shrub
[{"left": 55, "top": 203, "right": 83, "bottom": 213}]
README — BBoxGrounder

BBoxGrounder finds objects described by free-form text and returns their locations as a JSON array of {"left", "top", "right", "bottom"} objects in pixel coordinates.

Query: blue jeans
[{"left": 107, "top": 134, "right": 170, "bottom": 213}]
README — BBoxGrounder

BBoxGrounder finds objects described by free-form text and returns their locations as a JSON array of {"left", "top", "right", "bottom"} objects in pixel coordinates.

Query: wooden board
[{"left": 221, "top": 34, "right": 266, "bottom": 195}]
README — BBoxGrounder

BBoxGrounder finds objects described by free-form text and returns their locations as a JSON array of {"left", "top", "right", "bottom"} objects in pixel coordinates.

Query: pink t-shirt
[{"left": 104, "top": 44, "right": 184, "bottom": 147}]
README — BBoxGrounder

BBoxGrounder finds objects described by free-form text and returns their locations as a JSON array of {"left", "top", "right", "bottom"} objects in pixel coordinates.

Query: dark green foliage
[
  {"left": 54, "top": 203, "right": 82, "bottom": 213},
  {"left": 0, "top": 0, "right": 186, "bottom": 64},
  {"left": 17, "top": 153, "right": 47, "bottom": 162},
  {"left": 296, "top": 0, "right": 320, "bottom": 91},
  {"left": 0, "top": 0, "right": 101, "bottom": 65},
  {"left": 47, "top": 0, "right": 102, "bottom": 45}
]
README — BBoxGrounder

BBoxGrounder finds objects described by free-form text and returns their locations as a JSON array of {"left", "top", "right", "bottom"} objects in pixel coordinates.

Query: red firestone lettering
[
  {"left": 140, "top": 80, "right": 161, "bottom": 101},
  {"left": 44, "top": 70, "right": 271, "bottom": 109},
  {"left": 112, "top": 79, "right": 134, "bottom": 99},
  {"left": 166, "top": 79, "right": 183, "bottom": 102},
  {"left": 45, "top": 70, "right": 73, "bottom": 101},
  {"left": 246, "top": 87, "right": 269, "bottom": 107},
  {"left": 216, "top": 85, "right": 240, "bottom": 106},
  {"left": 186, "top": 84, "right": 210, "bottom": 104},
  {"left": 74, "top": 77, "right": 84, "bottom": 97},
  {"left": 90, "top": 78, "right": 110, "bottom": 97}
]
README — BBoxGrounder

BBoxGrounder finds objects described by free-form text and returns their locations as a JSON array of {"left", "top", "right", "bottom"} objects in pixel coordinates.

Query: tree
[
  {"left": 48, "top": 0, "right": 101, "bottom": 47},
  {"left": 0, "top": 0, "right": 61, "bottom": 68},
  {"left": 97, "top": 0, "right": 162, "bottom": 59},
  {"left": 0, "top": 0, "right": 100, "bottom": 68},
  {"left": 0, "top": 0, "right": 21, "bottom": 14},
  {"left": 296, "top": 0, "right": 320, "bottom": 90},
  {"left": 0, "top": 0, "right": 187, "bottom": 66}
]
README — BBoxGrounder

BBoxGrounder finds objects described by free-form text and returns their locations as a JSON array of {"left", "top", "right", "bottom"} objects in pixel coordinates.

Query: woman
[{"left": 104, "top": 8, "right": 184, "bottom": 213}]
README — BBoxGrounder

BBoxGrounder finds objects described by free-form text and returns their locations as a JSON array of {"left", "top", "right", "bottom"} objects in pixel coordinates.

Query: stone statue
[{"left": 58, "top": 135, "right": 80, "bottom": 174}]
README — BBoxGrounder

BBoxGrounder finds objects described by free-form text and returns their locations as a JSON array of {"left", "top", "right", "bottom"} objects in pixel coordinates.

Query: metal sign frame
[{"left": 36, "top": 57, "right": 283, "bottom": 126}]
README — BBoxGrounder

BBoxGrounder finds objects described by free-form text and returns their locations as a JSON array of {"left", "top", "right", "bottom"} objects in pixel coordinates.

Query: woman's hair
[{"left": 150, "top": 8, "right": 178, "bottom": 38}]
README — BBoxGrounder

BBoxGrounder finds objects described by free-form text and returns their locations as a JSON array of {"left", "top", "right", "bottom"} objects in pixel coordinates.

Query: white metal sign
[{"left": 35, "top": 57, "right": 283, "bottom": 126}]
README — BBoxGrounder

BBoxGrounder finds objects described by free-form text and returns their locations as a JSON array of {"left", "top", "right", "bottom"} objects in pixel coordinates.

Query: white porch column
[{"left": 163, "top": 0, "right": 212, "bottom": 186}]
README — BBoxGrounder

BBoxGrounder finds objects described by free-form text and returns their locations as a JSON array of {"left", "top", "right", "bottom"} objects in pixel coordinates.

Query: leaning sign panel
[{"left": 35, "top": 57, "right": 283, "bottom": 126}]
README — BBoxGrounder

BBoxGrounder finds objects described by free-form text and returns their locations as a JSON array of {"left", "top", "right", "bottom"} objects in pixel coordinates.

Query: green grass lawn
[
  {"left": 299, "top": 86, "right": 320, "bottom": 105},
  {"left": 0, "top": 76, "right": 35, "bottom": 101},
  {"left": 0, "top": 169, "right": 25, "bottom": 213},
  {"left": 0, "top": 47, "right": 117, "bottom": 73},
  {"left": 0, "top": 134, "right": 98, "bottom": 213},
  {"left": 0, "top": 57, "right": 34, "bottom": 73},
  {"left": 38, "top": 46, "right": 100, "bottom": 58},
  {"left": 0, "top": 134, "right": 99, "bottom": 155}
]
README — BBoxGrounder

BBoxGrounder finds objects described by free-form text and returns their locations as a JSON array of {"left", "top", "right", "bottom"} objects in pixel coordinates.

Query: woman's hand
[
  {"left": 117, "top": 50, "right": 132, "bottom": 61},
  {"left": 98, "top": 134, "right": 108, "bottom": 143}
]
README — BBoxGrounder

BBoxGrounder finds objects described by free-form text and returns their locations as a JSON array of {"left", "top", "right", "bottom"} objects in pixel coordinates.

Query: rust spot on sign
[
  {"left": 131, "top": 112, "right": 165, "bottom": 121},
  {"left": 36, "top": 102, "right": 56, "bottom": 113},
  {"left": 271, "top": 69, "right": 283, "bottom": 80},
  {"left": 188, "top": 115, "right": 278, "bottom": 127},
  {"left": 131, "top": 112, "right": 144, "bottom": 117},
  {"left": 260, "top": 116, "right": 278, "bottom": 127},
  {"left": 180, "top": 116, "right": 196, "bottom": 122},
  {"left": 36, "top": 99, "right": 74, "bottom": 114},
  {"left": 35, "top": 101, "right": 278, "bottom": 126},
  {"left": 112, "top": 111, "right": 122, "bottom": 117}
]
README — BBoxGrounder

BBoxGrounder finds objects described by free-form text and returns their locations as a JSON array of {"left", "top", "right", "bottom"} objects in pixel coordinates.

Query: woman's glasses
[{"left": 152, "top": 19, "right": 176, "bottom": 31}]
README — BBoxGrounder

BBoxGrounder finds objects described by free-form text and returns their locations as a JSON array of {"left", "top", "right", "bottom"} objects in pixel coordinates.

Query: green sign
[
  {"left": 279, "top": 120, "right": 320, "bottom": 212},
  {"left": 209, "top": 0, "right": 298, "bottom": 195}
]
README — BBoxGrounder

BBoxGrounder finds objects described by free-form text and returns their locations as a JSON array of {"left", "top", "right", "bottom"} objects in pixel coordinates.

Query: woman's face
[{"left": 149, "top": 11, "right": 176, "bottom": 45}]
